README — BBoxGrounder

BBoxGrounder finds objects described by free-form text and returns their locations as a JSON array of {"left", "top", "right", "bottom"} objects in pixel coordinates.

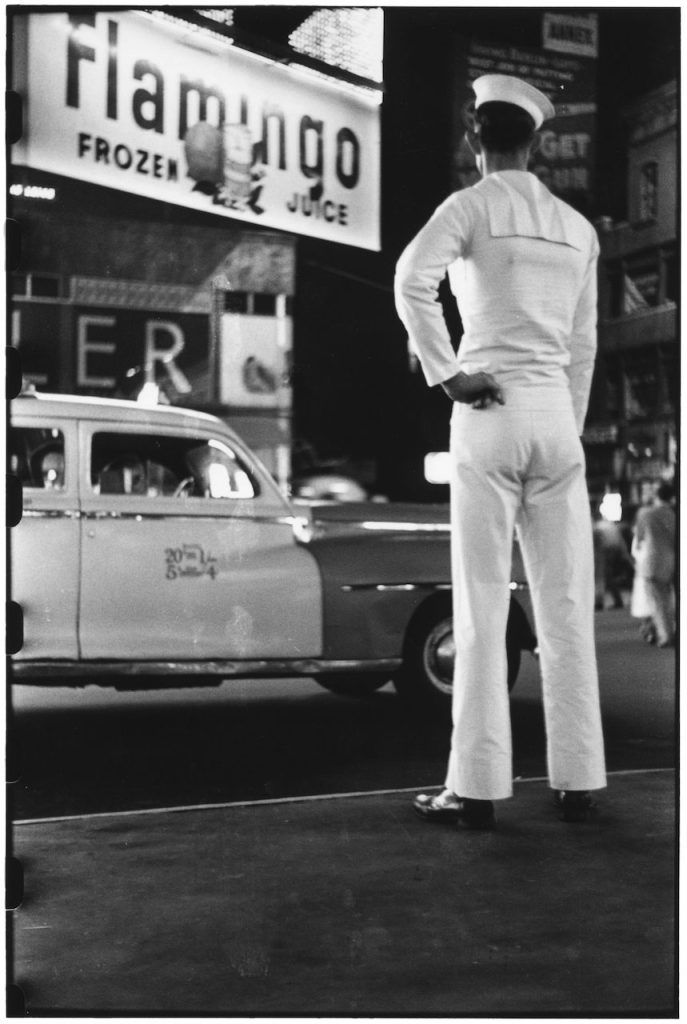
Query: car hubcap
[{"left": 423, "top": 619, "right": 455, "bottom": 695}]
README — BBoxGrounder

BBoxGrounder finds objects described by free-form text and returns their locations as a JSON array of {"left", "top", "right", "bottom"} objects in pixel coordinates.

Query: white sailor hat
[{"left": 473, "top": 74, "right": 555, "bottom": 129}]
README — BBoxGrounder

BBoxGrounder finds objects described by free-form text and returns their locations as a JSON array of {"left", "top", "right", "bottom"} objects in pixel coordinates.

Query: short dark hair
[{"left": 475, "top": 101, "right": 536, "bottom": 154}]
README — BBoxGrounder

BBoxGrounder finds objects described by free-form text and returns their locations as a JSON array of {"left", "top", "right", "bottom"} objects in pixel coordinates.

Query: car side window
[
  {"left": 10, "top": 427, "right": 66, "bottom": 490},
  {"left": 90, "top": 432, "right": 257, "bottom": 500}
]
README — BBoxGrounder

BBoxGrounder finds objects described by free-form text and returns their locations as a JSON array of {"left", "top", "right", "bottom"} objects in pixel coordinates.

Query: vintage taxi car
[{"left": 9, "top": 391, "right": 536, "bottom": 710}]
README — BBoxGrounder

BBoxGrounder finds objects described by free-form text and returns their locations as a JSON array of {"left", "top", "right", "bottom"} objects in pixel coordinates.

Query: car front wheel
[{"left": 394, "top": 596, "right": 522, "bottom": 712}]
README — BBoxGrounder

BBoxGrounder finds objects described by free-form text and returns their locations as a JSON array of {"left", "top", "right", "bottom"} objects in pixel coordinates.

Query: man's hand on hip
[{"left": 440, "top": 371, "right": 505, "bottom": 409}]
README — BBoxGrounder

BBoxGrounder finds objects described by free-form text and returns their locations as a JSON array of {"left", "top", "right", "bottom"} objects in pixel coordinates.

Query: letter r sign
[{"left": 144, "top": 320, "right": 192, "bottom": 394}]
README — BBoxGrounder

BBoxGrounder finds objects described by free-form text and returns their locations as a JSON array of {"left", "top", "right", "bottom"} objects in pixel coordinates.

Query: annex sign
[
  {"left": 13, "top": 11, "right": 381, "bottom": 250},
  {"left": 542, "top": 13, "right": 598, "bottom": 59}
]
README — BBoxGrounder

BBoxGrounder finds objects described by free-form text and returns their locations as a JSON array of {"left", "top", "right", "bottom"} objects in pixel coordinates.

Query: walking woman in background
[{"left": 631, "top": 482, "right": 676, "bottom": 647}]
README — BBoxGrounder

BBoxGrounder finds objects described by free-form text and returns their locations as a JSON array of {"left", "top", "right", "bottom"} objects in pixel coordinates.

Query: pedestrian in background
[
  {"left": 394, "top": 73, "right": 607, "bottom": 829},
  {"left": 631, "top": 482, "right": 676, "bottom": 647},
  {"left": 593, "top": 509, "right": 634, "bottom": 610}
]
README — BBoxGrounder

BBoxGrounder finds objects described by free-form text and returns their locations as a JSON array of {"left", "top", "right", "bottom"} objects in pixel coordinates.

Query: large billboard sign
[
  {"left": 12, "top": 11, "right": 381, "bottom": 250},
  {"left": 452, "top": 17, "right": 597, "bottom": 215}
]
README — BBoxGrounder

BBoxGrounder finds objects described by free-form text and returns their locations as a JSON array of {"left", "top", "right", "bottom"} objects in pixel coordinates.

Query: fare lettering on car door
[{"left": 165, "top": 545, "right": 217, "bottom": 580}]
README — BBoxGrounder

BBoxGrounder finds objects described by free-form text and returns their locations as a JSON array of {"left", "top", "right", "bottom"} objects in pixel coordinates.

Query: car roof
[{"left": 12, "top": 391, "right": 235, "bottom": 434}]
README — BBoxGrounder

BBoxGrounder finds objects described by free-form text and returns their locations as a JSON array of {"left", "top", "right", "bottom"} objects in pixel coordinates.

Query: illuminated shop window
[
  {"left": 639, "top": 161, "right": 658, "bottom": 222},
  {"left": 289, "top": 8, "right": 384, "bottom": 83}
]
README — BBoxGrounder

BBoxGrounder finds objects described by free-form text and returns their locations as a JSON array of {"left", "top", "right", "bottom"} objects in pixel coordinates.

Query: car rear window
[
  {"left": 10, "top": 427, "right": 66, "bottom": 490},
  {"left": 90, "top": 432, "right": 257, "bottom": 500}
]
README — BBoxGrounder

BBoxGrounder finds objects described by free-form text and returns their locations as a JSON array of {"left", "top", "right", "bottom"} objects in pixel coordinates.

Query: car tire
[
  {"left": 315, "top": 673, "right": 391, "bottom": 697},
  {"left": 394, "top": 595, "right": 522, "bottom": 713}
]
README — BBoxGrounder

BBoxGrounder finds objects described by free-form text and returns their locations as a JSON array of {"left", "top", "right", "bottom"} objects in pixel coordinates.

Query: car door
[
  {"left": 77, "top": 418, "right": 323, "bottom": 660},
  {"left": 9, "top": 413, "right": 81, "bottom": 660}
]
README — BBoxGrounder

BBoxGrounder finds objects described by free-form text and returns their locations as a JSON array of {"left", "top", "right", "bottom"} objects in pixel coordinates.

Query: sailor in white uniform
[{"left": 394, "top": 74, "right": 607, "bottom": 828}]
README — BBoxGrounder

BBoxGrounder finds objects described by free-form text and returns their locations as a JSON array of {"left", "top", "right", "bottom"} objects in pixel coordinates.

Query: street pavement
[
  {"left": 8, "top": 606, "right": 678, "bottom": 1017},
  {"left": 10, "top": 770, "right": 676, "bottom": 1017}
]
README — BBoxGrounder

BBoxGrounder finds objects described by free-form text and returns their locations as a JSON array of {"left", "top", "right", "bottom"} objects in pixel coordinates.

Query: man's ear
[
  {"left": 465, "top": 128, "right": 481, "bottom": 155},
  {"left": 529, "top": 131, "right": 542, "bottom": 155}
]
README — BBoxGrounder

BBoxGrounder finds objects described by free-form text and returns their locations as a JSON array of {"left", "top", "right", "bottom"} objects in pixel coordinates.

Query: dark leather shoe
[
  {"left": 554, "top": 790, "right": 596, "bottom": 823},
  {"left": 413, "top": 792, "right": 496, "bottom": 830}
]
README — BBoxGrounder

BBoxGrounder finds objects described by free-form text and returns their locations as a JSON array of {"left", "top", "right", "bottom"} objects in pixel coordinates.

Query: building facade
[{"left": 584, "top": 79, "right": 677, "bottom": 514}]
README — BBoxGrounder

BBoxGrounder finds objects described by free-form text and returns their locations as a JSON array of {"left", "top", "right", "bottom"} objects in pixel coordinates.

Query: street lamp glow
[
  {"left": 600, "top": 492, "right": 622, "bottom": 522},
  {"left": 425, "top": 451, "right": 451, "bottom": 486}
]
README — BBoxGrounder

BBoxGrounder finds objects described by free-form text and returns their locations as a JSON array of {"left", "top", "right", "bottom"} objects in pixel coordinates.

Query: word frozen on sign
[{"left": 77, "top": 133, "right": 179, "bottom": 181}]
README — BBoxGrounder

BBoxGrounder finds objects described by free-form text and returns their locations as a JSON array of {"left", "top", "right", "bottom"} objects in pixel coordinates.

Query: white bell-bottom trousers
[{"left": 444, "top": 386, "right": 607, "bottom": 801}]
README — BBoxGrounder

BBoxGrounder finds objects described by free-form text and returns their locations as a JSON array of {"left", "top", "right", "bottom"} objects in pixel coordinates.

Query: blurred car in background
[
  {"left": 292, "top": 473, "right": 370, "bottom": 504},
  {"left": 9, "top": 391, "right": 536, "bottom": 711}
]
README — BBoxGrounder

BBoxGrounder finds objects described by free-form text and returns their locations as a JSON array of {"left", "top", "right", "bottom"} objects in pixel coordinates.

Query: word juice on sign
[{"left": 286, "top": 192, "right": 348, "bottom": 224}]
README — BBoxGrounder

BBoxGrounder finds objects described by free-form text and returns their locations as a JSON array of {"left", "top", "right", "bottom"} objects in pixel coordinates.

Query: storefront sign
[
  {"left": 12, "top": 299, "right": 210, "bottom": 397},
  {"left": 13, "top": 11, "right": 381, "bottom": 250},
  {"left": 74, "top": 308, "right": 207, "bottom": 392},
  {"left": 452, "top": 33, "right": 597, "bottom": 213},
  {"left": 219, "top": 313, "right": 292, "bottom": 410},
  {"left": 542, "top": 13, "right": 598, "bottom": 59}
]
